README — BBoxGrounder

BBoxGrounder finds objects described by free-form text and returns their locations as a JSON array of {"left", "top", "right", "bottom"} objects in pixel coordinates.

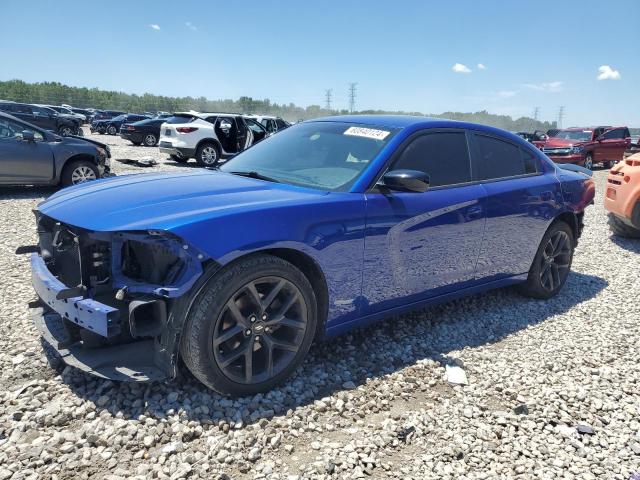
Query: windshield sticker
[{"left": 344, "top": 126, "right": 390, "bottom": 141}]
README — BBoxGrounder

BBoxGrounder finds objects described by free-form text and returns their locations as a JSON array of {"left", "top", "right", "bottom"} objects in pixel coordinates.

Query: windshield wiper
[{"left": 229, "top": 171, "right": 280, "bottom": 183}]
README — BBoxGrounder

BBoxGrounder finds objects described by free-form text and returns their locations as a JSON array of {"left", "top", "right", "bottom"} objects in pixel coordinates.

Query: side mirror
[
  {"left": 21, "top": 130, "right": 35, "bottom": 142},
  {"left": 381, "top": 169, "right": 430, "bottom": 193}
]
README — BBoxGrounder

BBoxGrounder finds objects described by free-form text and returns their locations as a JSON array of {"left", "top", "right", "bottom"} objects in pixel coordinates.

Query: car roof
[{"left": 307, "top": 114, "right": 522, "bottom": 137}]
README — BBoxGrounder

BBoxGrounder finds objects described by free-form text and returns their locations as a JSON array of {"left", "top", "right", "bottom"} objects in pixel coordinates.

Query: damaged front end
[{"left": 28, "top": 213, "right": 210, "bottom": 381}]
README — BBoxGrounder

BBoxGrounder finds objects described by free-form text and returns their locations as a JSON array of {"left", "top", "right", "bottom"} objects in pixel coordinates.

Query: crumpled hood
[{"left": 38, "top": 170, "right": 327, "bottom": 232}]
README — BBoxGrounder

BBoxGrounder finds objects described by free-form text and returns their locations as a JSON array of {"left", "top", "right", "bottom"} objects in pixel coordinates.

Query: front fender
[{"left": 170, "top": 195, "right": 367, "bottom": 326}]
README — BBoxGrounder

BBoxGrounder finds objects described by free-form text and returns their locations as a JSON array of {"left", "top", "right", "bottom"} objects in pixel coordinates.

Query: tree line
[{"left": 0, "top": 79, "right": 558, "bottom": 132}]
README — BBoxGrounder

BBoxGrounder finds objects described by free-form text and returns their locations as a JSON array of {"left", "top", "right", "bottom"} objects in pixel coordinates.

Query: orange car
[{"left": 604, "top": 152, "right": 640, "bottom": 237}]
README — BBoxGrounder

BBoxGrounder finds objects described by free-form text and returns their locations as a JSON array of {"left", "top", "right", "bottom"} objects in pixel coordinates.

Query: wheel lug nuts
[
  {"left": 261, "top": 313, "right": 268, "bottom": 320},
  {"left": 249, "top": 315, "right": 257, "bottom": 323},
  {"left": 265, "top": 327, "right": 271, "bottom": 333},
  {"left": 254, "top": 335, "right": 261, "bottom": 342},
  {"left": 245, "top": 329, "right": 252, "bottom": 336}
]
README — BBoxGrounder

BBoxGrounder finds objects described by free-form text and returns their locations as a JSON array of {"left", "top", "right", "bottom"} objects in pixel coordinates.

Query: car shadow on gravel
[
  {"left": 609, "top": 234, "right": 640, "bottom": 254},
  {"left": 48, "top": 270, "right": 607, "bottom": 429},
  {"left": 0, "top": 186, "right": 58, "bottom": 199}
]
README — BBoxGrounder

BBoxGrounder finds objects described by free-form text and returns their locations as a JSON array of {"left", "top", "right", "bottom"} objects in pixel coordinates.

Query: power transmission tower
[
  {"left": 533, "top": 107, "right": 540, "bottom": 121},
  {"left": 348, "top": 83, "right": 357, "bottom": 114},
  {"left": 324, "top": 89, "right": 333, "bottom": 111},
  {"left": 557, "top": 106, "right": 565, "bottom": 128}
]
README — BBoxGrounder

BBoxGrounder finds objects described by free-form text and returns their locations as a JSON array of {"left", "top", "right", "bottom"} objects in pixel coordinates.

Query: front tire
[
  {"left": 58, "top": 126, "right": 73, "bottom": 136},
  {"left": 195, "top": 142, "right": 220, "bottom": 167},
  {"left": 181, "top": 255, "right": 317, "bottom": 395},
  {"left": 583, "top": 153, "right": 593, "bottom": 170},
  {"left": 97, "top": 125, "right": 106, "bottom": 134},
  {"left": 519, "top": 221, "right": 574, "bottom": 299},
  {"left": 60, "top": 160, "right": 99, "bottom": 187},
  {"left": 608, "top": 213, "right": 640, "bottom": 238}
]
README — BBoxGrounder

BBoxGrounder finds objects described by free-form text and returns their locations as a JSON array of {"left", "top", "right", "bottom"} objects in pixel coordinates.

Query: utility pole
[
  {"left": 348, "top": 83, "right": 357, "bottom": 114},
  {"left": 557, "top": 106, "right": 565, "bottom": 128},
  {"left": 324, "top": 89, "right": 333, "bottom": 111}
]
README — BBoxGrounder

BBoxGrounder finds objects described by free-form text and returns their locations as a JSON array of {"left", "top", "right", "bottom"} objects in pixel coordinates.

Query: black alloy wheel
[
  {"left": 181, "top": 255, "right": 317, "bottom": 395},
  {"left": 539, "top": 230, "right": 572, "bottom": 293},
  {"left": 212, "top": 277, "right": 308, "bottom": 384}
]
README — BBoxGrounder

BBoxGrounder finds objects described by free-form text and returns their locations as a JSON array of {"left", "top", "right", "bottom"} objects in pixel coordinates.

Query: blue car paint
[{"left": 37, "top": 116, "right": 594, "bottom": 340}]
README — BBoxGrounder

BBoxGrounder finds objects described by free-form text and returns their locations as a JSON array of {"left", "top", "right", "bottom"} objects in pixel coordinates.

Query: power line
[
  {"left": 348, "top": 82, "right": 357, "bottom": 113},
  {"left": 557, "top": 106, "right": 565, "bottom": 128},
  {"left": 324, "top": 89, "right": 333, "bottom": 111}
]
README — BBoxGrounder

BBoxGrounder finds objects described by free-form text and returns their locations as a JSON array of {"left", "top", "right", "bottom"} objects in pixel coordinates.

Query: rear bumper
[
  {"left": 120, "top": 132, "right": 144, "bottom": 143},
  {"left": 30, "top": 253, "right": 169, "bottom": 382},
  {"left": 158, "top": 143, "right": 195, "bottom": 158},
  {"left": 604, "top": 161, "right": 640, "bottom": 224}
]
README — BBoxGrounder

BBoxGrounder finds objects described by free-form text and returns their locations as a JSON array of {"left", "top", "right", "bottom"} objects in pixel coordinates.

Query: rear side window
[
  {"left": 393, "top": 132, "right": 471, "bottom": 187},
  {"left": 472, "top": 134, "right": 536, "bottom": 181}
]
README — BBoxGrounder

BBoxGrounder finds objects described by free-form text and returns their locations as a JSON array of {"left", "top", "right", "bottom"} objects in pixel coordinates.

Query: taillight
[
  {"left": 176, "top": 127, "right": 198, "bottom": 133},
  {"left": 123, "top": 125, "right": 135, "bottom": 131}
]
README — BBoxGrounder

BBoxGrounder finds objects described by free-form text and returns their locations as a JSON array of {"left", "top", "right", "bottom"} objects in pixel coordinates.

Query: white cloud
[
  {"left": 149, "top": 24, "right": 160, "bottom": 31},
  {"left": 497, "top": 90, "right": 516, "bottom": 98},
  {"left": 477, "top": 63, "right": 486, "bottom": 70},
  {"left": 452, "top": 63, "right": 472, "bottom": 74},
  {"left": 522, "top": 81, "right": 563, "bottom": 92},
  {"left": 186, "top": 21, "right": 197, "bottom": 31},
  {"left": 597, "top": 65, "right": 620, "bottom": 80}
]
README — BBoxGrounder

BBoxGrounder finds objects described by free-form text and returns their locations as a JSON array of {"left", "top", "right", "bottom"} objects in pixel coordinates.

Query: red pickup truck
[{"left": 542, "top": 126, "right": 631, "bottom": 170}]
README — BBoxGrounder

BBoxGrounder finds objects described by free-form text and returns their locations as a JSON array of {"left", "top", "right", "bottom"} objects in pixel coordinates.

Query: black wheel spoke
[
  {"left": 213, "top": 324, "right": 243, "bottom": 346},
  {"left": 275, "top": 317, "right": 306, "bottom": 330},
  {"left": 226, "top": 299, "right": 249, "bottom": 328},
  {"left": 539, "top": 230, "right": 572, "bottom": 292},
  {"left": 245, "top": 282, "right": 263, "bottom": 309},
  {"left": 219, "top": 340, "right": 251, "bottom": 368},
  {"left": 244, "top": 346, "right": 253, "bottom": 383},
  {"left": 262, "top": 279, "right": 285, "bottom": 309}
]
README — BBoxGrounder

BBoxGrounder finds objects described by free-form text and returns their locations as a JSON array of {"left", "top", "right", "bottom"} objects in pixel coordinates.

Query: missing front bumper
[{"left": 33, "top": 307, "right": 167, "bottom": 382}]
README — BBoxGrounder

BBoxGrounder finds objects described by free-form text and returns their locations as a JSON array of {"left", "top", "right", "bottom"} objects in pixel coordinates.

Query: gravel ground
[{"left": 0, "top": 129, "right": 639, "bottom": 479}]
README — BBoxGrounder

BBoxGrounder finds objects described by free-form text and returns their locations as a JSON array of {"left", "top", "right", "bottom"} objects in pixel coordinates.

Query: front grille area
[
  {"left": 36, "top": 214, "right": 111, "bottom": 290},
  {"left": 543, "top": 148, "right": 572, "bottom": 156}
]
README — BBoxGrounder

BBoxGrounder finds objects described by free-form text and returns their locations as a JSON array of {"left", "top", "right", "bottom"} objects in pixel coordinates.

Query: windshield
[
  {"left": 220, "top": 122, "right": 399, "bottom": 191},
  {"left": 552, "top": 130, "right": 593, "bottom": 141}
]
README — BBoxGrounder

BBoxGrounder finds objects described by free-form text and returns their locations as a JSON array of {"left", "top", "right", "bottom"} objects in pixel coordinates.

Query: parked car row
[
  {"left": 0, "top": 102, "right": 83, "bottom": 136},
  {"left": 91, "top": 113, "right": 152, "bottom": 135}
]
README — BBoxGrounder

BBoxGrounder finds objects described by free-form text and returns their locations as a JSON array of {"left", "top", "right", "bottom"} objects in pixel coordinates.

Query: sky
[{"left": 0, "top": 0, "right": 638, "bottom": 126}]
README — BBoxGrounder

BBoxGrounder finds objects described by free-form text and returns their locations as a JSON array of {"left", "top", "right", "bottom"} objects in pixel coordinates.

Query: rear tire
[
  {"left": 195, "top": 142, "right": 220, "bottom": 167},
  {"left": 97, "top": 125, "right": 106, "bottom": 134},
  {"left": 143, "top": 133, "right": 157, "bottom": 146},
  {"left": 608, "top": 213, "right": 640, "bottom": 238},
  {"left": 603, "top": 160, "right": 614, "bottom": 169},
  {"left": 180, "top": 255, "right": 317, "bottom": 395},
  {"left": 107, "top": 125, "right": 117, "bottom": 135},
  {"left": 583, "top": 154, "right": 593, "bottom": 170},
  {"left": 60, "top": 160, "right": 99, "bottom": 187},
  {"left": 170, "top": 154, "right": 188, "bottom": 163},
  {"left": 519, "top": 221, "right": 574, "bottom": 299}
]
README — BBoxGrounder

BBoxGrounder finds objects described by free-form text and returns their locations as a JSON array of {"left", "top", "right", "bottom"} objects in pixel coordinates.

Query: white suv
[{"left": 159, "top": 112, "right": 269, "bottom": 166}]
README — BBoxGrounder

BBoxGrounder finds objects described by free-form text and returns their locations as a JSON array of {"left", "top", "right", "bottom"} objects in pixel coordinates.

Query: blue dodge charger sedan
[{"left": 29, "top": 115, "right": 595, "bottom": 394}]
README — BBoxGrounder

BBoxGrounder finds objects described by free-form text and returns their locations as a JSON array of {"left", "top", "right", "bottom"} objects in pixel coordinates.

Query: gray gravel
[{"left": 0, "top": 129, "right": 639, "bottom": 479}]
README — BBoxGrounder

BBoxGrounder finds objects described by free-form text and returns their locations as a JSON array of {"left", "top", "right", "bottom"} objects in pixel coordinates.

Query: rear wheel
[
  {"left": 107, "top": 125, "right": 117, "bottom": 135},
  {"left": 519, "top": 221, "right": 574, "bottom": 299},
  {"left": 603, "top": 160, "right": 614, "bottom": 169},
  {"left": 195, "top": 142, "right": 220, "bottom": 167},
  {"left": 608, "top": 213, "right": 640, "bottom": 238},
  {"left": 60, "top": 160, "right": 99, "bottom": 187},
  {"left": 97, "top": 125, "right": 106, "bottom": 134},
  {"left": 143, "top": 133, "right": 157, "bottom": 146},
  {"left": 181, "top": 255, "right": 317, "bottom": 395},
  {"left": 583, "top": 154, "right": 593, "bottom": 170}
]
